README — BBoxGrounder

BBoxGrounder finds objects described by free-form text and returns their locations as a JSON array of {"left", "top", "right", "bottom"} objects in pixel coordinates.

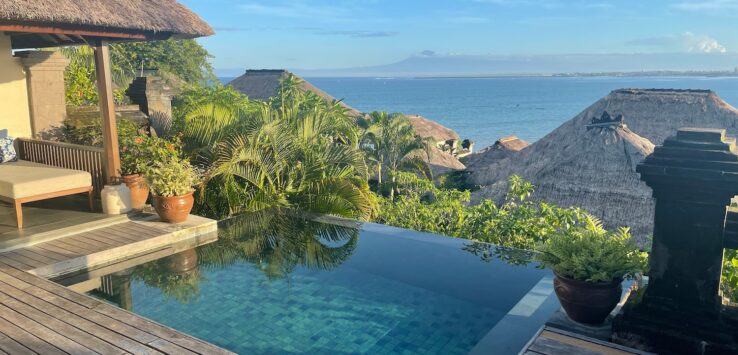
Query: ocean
[{"left": 221, "top": 76, "right": 738, "bottom": 149}]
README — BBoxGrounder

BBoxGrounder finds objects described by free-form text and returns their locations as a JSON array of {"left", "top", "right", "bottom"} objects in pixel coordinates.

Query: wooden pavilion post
[{"left": 93, "top": 40, "right": 121, "bottom": 184}]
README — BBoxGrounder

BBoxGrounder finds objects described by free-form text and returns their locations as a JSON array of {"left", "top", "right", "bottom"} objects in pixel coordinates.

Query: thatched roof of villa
[
  {"left": 468, "top": 89, "right": 738, "bottom": 238},
  {"left": 0, "top": 0, "right": 213, "bottom": 48},
  {"left": 414, "top": 146, "right": 466, "bottom": 178},
  {"left": 406, "top": 115, "right": 460, "bottom": 143},
  {"left": 464, "top": 135, "right": 529, "bottom": 169},
  {"left": 593, "top": 89, "right": 738, "bottom": 145},
  {"left": 228, "top": 70, "right": 362, "bottom": 117}
]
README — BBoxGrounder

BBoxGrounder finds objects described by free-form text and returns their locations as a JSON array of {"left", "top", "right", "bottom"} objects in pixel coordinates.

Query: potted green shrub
[
  {"left": 537, "top": 215, "right": 647, "bottom": 325},
  {"left": 120, "top": 136, "right": 180, "bottom": 210},
  {"left": 144, "top": 156, "right": 198, "bottom": 223}
]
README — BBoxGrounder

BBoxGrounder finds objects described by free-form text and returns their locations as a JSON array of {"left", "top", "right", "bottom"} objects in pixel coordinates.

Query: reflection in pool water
[{"left": 77, "top": 209, "right": 558, "bottom": 354}]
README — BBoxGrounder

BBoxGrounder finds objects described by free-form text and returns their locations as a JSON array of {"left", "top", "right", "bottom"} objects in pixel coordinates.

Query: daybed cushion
[{"left": 0, "top": 160, "right": 92, "bottom": 199}]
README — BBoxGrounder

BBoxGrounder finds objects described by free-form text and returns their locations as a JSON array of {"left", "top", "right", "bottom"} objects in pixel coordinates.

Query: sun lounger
[{"left": 0, "top": 160, "right": 93, "bottom": 228}]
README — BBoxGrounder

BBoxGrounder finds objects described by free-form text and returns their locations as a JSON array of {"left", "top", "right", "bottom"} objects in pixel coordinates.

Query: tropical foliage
[
  {"left": 359, "top": 112, "right": 432, "bottom": 199},
  {"left": 537, "top": 216, "right": 648, "bottom": 282},
  {"left": 723, "top": 250, "right": 738, "bottom": 302},
  {"left": 175, "top": 76, "right": 375, "bottom": 220},
  {"left": 375, "top": 173, "right": 588, "bottom": 250},
  {"left": 120, "top": 135, "right": 180, "bottom": 175},
  {"left": 62, "top": 39, "right": 214, "bottom": 106}
]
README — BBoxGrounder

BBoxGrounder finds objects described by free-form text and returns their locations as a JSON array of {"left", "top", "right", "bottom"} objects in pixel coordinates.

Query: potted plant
[
  {"left": 144, "top": 156, "right": 198, "bottom": 223},
  {"left": 120, "top": 136, "right": 180, "bottom": 210},
  {"left": 537, "top": 215, "right": 647, "bottom": 325}
]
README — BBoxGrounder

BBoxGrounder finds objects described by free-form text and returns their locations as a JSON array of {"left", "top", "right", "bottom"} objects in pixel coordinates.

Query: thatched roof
[
  {"left": 464, "top": 135, "right": 529, "bottom": 169},
  {"left": 412, "top": 146, "right": 466, "bottom": 177},
  {"left": 0, "top": 0, "right": 213, "bottom": 48},
  {"left": 468, "top": 89, "right": 738, "bottom": 238},
  {"left": 228, "top": 70, "right": 362, "bottom": 117},
  {"left": 406, "top": 115, "right": 460, "bottom": 143},
  {"left": 592, "top": 89, "right": 738, "bottom": 145}
]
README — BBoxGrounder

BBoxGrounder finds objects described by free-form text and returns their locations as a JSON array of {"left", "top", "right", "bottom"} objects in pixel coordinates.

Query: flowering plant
[{"left": 120, "top": 135, "right": 180, "bottom": 175}]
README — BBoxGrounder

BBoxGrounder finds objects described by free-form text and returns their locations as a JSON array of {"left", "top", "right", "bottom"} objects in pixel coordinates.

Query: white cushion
[{"left": 0, "top": 160, "right": 92, "bottom": 199}]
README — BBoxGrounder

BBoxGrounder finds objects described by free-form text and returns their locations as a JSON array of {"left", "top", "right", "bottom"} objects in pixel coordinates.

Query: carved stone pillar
[
  {"left": 17, "top": 51, "right": 69, "bottom": 139},
  {"left": 612, "top": 128, "right": 738, "bottom": 354},
  {"left": 126, "top": 76, "right": 176, "bottom": 135}
]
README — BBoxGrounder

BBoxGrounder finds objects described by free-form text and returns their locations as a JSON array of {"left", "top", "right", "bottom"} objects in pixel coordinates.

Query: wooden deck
[
  {"left": 520, "top": 326, "right": 654, "bottom": 355},
  {"left": 0, "top": 214, "right": 217, "bottom": 279},
  {"left": 0, "top": 212, "right": 234, "bottom": 354}
]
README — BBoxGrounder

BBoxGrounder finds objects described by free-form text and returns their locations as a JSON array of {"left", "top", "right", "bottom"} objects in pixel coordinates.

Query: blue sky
[{"left": 179, "top": 0, "right": 738, "bottom": 74}]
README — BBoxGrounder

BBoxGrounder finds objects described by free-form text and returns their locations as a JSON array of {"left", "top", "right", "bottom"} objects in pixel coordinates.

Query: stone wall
[{"left": 0, "top": 34, "right": 31, "bottom": 138}]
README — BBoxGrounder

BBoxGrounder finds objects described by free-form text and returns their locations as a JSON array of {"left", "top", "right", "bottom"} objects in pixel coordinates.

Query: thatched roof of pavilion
[
  {"left": 228, "top": 70, "right": 362, "bottom": 117},
  {"left": 0, "top": 0, "right": 213, "bottom": 48},
  {"left": 464, "top": 135, "right": 529, "bottom": 169},
  {"left": 406, "top": 115, "right": 460, "bottom": 143},
  {"left": 469, "top": 89, "right": 738, "bottom": 237}
]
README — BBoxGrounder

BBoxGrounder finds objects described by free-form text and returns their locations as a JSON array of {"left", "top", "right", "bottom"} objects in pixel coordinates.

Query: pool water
[{"left": 79, "top": 210, "right": 559, "bottom": 354}]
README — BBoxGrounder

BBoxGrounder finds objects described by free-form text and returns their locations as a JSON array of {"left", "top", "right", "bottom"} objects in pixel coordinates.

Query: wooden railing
[{"left": 16, "top": 138, "right": 107, "bottom": 197}]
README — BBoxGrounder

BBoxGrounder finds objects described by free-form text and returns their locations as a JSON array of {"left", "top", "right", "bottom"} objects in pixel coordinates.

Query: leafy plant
[
  {"left": 144, "top": 156, "right": 198, "bottom": 197},
  {"left": 375, "top": 174, "right": 588, "bottom": 250},
  {"left": 359, "top": 111, "right": 432, "bottom": 199},
  {"left": 178, "top": 77, "right": 375, "bottom": 220},
  {"left": 52, "top": 118, "right": 141, "bottom": 147},
  {"left": 723, "top": 249, "right": 738, "bottom": 303},
  {"left": 536, "top": 215, "right": 648, "bottom": 282},
  {"left": 120, "top": 135, "right": 180, "bottom": 175}
]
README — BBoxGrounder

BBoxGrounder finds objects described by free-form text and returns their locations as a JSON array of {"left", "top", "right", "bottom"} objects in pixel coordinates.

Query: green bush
[
  {"left": 374, "top": 173, "right": 588, "bottom": 250},
  {"left": 536, "top": 216, "right": 648, "bottom": 282},
  {"left": 55, "top": 118, "right": 141, "bottom": 147},
  {"left": 723, "top": 250, "right": 738, "bottom": 303},
  {"left": 120, "top": 135, "right": 180, "bottom": 175}
]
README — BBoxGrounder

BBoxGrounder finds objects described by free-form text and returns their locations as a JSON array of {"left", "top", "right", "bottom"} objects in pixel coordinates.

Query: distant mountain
[{"left": 284, "top": 53, "right": 738, "bottom": 78}]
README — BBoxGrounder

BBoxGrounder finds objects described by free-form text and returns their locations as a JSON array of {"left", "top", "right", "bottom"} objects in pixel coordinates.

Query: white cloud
[
  {"left": 674, "top": 0, "right": 738, "bottom": 11},
  {"left": 626, "top": 32, "right": 727, "bottom": 53}
]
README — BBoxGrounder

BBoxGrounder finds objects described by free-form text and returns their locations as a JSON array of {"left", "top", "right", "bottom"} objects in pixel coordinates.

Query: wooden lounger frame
[{"left": 0, "top": 186, "right": 94, "bottom": 229}]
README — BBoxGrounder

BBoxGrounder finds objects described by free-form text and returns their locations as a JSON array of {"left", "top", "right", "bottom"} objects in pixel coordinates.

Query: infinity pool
[{"left": 71, "top": 210, "right": 559, "bottom": 354}]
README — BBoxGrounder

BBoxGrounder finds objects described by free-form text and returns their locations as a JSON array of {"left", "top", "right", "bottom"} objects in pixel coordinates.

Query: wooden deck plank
[
  {"left": 0, "top": 252, "right": 44, "bottom": 270},
  {"left": 0, "top": 314, "right": 65, "bottom": 355},
  {"left": 0, "top": 331, "right": 34, "bottom": 355},
  {"left": 44, "top": 237, "right": 101, "bottom": 255},
  {"left": 521, "top": 326, "right": 655, "bottom": 355},
  {"left": 0, "top": 302, "right": 97, "bottom": 355},
  {"left": 93, "top": 302, "right": 233, "bottom": 355},
  {"left": 0, "top": 265, "right": 100, "bottom": 308},
  {"left": 0, "top": 279, "right": 157, "bottom": 354},
  {"left": 31, "top": 242, "right": 84, "bottom": 259},
  {"left": 0, "top": 214, "right": 229, "bottom": 355},
  {"left": 109, "top": 222, "right": 166, "bottom": 240},
  {"left": 146, "top": 339, "right": 198, "bottom": 355},
  {"left": 71, "top": 229, "right": 131, "bottom": 248},
  {"left": 529, "top": 336, "right": 600, "bottom": 355},
  {"left": 23, "top": 246, "right": 71, "bottom": 263},
  {"left": 11, "top": 248, "right": 65, "bottom": 264},
  {"left": 0, "top": 291, "right": 125, "bottom": 355}
]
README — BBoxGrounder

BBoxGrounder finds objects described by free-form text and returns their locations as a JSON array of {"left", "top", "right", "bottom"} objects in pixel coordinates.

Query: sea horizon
[{"left": 218, "top": 75, "right": 738, "bottom": 149}]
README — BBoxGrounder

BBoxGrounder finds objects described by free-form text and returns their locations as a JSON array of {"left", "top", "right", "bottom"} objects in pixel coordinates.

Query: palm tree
[
  {"left": 181, "top": 79, "right": 375, "bottom": 220},
  {"left": 360, "top": 111, "right": 432, "bottom": 199}
]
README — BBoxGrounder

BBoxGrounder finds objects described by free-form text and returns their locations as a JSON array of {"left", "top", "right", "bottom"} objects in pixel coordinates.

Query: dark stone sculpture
[
  {"left": 612, "top": 128, "right": 738, "bottom": 354},
  {"left": 587, "top": 111, "right": 625, "bottom": 130}
]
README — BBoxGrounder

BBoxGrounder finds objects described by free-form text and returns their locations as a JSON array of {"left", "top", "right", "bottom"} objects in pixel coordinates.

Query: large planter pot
[
  {"left": 553, "top": 272, "right": 622, "bottom": 325},
  {"left": 121, "top": 174, "right": 149, "bottom": 210},
  {"left": 152, "top": 192, "right": 194, "bottom": 223}
]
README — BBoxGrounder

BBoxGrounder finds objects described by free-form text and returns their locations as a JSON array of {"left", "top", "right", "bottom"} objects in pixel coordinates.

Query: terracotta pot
[
  {"left": 152, "top": 192, "right": 194, "bottom": 223},
  {"left": 553, "top": 272, "right": 622, "bottom": 325},
  {"left": 121, "top": 174, "right": 149, "bottom": 210}
]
